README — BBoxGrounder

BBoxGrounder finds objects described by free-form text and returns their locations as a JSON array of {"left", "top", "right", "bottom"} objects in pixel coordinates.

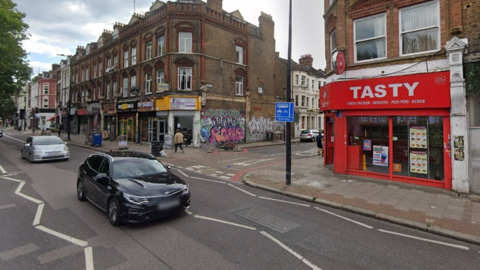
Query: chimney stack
[{"left": 299, "top": 54, "right": 313, "bottom": 68}]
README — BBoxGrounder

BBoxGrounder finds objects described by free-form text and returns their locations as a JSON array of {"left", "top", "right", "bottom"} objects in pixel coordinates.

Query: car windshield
[
  {"left": 301, "top": 130, "right": 311, "bottom": 134},
  {"left": 34, "top": 137, "right": 64, "bottom": 145},
  {"left": 112, "top": 159, "right": 168, "bottom": 178}
]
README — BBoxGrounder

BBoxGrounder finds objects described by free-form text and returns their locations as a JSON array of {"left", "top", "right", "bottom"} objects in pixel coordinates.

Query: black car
[{"left": 76, "top": 151, "right": 190, "bottom": 226}]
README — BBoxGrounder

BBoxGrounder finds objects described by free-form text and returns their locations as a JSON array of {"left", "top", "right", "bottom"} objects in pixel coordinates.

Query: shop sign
[
  {"left": 87, "top": 103, "right": 101, "bottom": 114},
  {"left": 118, "top": 102, "right": 137, "bottom": 111},
  {"left": 320, "top": 71, "right": 450, "bottom": 111},
  {"left": 171, "top": 98, "right": 196, "bottom": 110},
  {"left": 373, "top": 145, "right": 388, "bottom": 167},
  {"left": 77, "top": 109, "right": 87, "bottom": 115},
  {"left": 137, "top": 99, "right": 155, "bottom": 111}
]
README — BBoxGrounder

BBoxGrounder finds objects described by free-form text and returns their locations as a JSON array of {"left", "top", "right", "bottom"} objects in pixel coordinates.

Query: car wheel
[
  {"left": 107, "top": 198, "right": 122, "bottom": 226},
  {"left": 77, "top": 179, "right": 86, "bottom": 201},
  {"left": 29, "top": 153, "right": 34, "bottom": 163}
]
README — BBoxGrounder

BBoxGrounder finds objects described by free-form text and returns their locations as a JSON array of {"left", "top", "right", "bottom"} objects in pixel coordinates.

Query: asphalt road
[{"left": 1, "top": 133, "right": 480, "bottom": 270}]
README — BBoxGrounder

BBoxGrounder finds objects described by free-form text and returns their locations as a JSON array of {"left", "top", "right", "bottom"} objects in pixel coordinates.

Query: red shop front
[{"left": 320, "top": 71, "right": 452, "bottom": 189}]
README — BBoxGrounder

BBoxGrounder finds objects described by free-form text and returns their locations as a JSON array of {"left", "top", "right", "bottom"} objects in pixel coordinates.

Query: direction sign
[{"left": 275, "top": 102, "right": 294, "bottom": 122}]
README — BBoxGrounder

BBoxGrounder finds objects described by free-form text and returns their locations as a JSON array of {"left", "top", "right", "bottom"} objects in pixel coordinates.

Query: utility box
[{"left": 92, "top": 133, "right": 102, "bottom": 147}]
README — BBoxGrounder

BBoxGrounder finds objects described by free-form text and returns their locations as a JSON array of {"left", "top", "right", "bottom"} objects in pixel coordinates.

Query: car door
[
  {"left": 83, "top": 156, "right": 104, "bottom": 206},
  {"left": 22, "top": 137, "right": 33, "bottom": 159},
  {"left": 92, "top": 158, "right": 112, "bottom": 210}
]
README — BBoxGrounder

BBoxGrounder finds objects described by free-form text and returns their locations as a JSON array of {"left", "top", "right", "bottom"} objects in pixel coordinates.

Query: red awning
[{"left": 46, "top": 115, "right": 59, "bottom": 121}]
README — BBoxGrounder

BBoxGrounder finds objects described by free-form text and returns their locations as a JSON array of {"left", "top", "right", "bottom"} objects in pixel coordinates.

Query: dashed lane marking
[
  {"left": 314, "top": 207, "right": 373, "bottom": 229},
  {"left": 227, "top": 184, "right": 256, "bottom": 197},
  {"left": 195, "top": 215, "right": 257, "bottom": 230},
  {"left": 378, "top": 229, "right": 469, "bottom": 250},
  {"left": 259, "top": 196, "right": 310, "bottom": 207},
  {"left": 190, "top": 176, "right": 226, "bottom": 184},
  {"left": 0, "top": 165, "right": 6, "bottom": 174}
]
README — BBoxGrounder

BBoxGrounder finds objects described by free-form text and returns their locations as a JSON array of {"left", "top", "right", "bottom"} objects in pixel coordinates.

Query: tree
[{"left": 0, "top": 0, "right": 32, "bottom": 112}]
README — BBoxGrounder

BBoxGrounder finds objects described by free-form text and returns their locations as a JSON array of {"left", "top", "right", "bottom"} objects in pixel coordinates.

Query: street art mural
[
  {"left": 201, "top": 109, "right": 246, "bottom": 144},
  {"left": 247, "top": 117, "right": 284, "bottom": 143}
]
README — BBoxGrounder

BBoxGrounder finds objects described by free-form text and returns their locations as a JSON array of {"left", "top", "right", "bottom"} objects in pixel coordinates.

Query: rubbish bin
[
  {"left": 92, "top": 133, "right": 102, "bottom": 147},
  {"left": 151, "top": 141, "right": 164, "bottom": 156}
]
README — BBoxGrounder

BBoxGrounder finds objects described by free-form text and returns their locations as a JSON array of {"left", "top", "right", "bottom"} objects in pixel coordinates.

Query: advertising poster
[
  {"left": 118, "top": 135, "right": 128, "bottom": 149},
  {"left": 409, "top": 126, "right": 427, "bottom": 149},
  {"left": 454, "top": 135, "right": 465, "bottom": 161},
  {"left": 363, "top": 140, "right": 372, "bottom": 151},
  {"left": 410, "top": 151, "right": 428, "bottom": 174},
  {"left": 164, "top": 134, "right": 173, "bottom": 149},
  {"left": 373, "top": 145, "right": 388, "bottom": 167}
]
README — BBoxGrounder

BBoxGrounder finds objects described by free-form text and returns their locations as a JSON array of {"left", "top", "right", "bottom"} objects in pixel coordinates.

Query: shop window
[
  {"left": 157, "top": 36, "right": 165, "bottom": 56},
  {"left": 178, "top": 67, "right": 192, "bottom": 90},
  {"left": 146, "top": 41, "right": 152, "bottom": 60},
  {"left": 354, "top": 14, "right": 386, "bottom": 62},
  {"left": 400, "top": 1, "right": 439, "bottom": 55},
  {"left": 179, "top": 32, "right": 192, "bottom": 53}
]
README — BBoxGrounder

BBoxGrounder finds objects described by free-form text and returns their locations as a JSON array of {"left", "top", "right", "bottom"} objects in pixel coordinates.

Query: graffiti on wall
[
  {"left": 247, "top": 117, "right": 284, "bottom": 143},
  {"left": 200, "top": 109, "right": 246, "bottom": 144}
]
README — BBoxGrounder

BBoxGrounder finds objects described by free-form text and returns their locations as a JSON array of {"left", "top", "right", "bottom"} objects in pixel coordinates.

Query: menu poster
[
  {"left": 363, "top": 140, "right": 372, "bottom": 151},
  {"left": 410, "top": 151, "right": 428, "bottom": 174},
  {"left": 454, "top": 135, "right": 465, "bottom": 161},
  {"left": 409, "top": 126, "right": 427, "bottom": 149},
  {"left": 373, "top": 145, "right": 388, "bottom": 167}
]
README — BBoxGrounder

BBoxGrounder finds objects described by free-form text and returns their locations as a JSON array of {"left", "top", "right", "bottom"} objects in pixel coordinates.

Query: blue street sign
[{"left": 275, "top": 102, "right": 294, "bottom": 122}]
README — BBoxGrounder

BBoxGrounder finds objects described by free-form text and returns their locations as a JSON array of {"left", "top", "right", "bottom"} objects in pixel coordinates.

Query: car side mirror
[
  {"left": 166, "top": 165, "right": 171, "bottom": 170},
  {"left": 25, "top": 143, "right": 31, "bottom": 147},
  {"left": 94, "top": 173, "right": 109, "bottom": 185}
]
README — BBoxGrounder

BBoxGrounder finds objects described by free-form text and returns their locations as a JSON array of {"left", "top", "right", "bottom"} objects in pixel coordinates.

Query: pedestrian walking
[
  {"left": 174, "top": 129, "right": 185, "bottom": 153},
  {"left": 315, "top": 131, "right": 324, "bottom": 157},
  {"left": 58, "top": 123, "right": 64, "bottom": 137}
]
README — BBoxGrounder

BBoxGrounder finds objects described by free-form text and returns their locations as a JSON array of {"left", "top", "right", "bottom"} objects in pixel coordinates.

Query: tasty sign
[{"left": 320, "top": 71, "right": 450, "bottom": 110}]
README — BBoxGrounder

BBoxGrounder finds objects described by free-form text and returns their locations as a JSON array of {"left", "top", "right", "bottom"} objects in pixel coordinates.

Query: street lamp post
[
  {"left": 67, "top": 81, "right": 73, "bottom": 140},
  {"left": 285, "top": 0, "right": 293, "bottom": 185}
]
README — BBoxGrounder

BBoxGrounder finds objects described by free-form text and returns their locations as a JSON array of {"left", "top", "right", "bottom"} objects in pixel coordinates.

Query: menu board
[
  {"left": 409, "top": 126, "right": 427, "bottom": 149},
  {"left": 373, "top": 145, "right": 388, "bottom": 167},
  {"left": 410, "top": 151, "right": 428, "bottom": 174}
]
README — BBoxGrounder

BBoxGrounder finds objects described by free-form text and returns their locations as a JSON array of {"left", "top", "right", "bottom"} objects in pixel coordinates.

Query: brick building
[
  {"left": 321, "top": 0, "right": 479, "bottom": 192},
  {"left": 68, "top": 0, "right": 280, "bottom": 145},
  {"left": 29, "top": 71, "right": 57, "bottom": 131}
]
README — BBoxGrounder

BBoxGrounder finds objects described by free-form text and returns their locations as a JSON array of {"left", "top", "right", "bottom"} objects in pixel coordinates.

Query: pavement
[{"left": 5, "top": 126, "right": 480, "bottom": 245}]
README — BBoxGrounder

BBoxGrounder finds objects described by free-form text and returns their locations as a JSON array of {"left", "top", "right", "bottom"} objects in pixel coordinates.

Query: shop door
[
  {"left": 147, "top": 118, "right": 156, "bottom": 142},
  {"left": 157, "top": 119, "right": 166, "bottom": 142},
  {"left": 325, "top": 117, "right": 334, "bottom": 164},
  {"left": 119, "top": 118, "right": 135, "bottom": 141}
]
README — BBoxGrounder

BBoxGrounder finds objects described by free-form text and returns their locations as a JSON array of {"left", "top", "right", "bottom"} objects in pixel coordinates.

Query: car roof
[{"left": 92, "top": 150, "right": 157, "bottom": 161}]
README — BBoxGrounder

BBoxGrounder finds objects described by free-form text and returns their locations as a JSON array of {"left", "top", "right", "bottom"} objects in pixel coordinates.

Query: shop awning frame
[{"left": 46, "top": 115, "right": 59, "bottom": 121}]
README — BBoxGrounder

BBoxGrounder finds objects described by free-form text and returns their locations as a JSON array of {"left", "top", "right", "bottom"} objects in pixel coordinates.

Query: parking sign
[{"left": 275, "top": 102, "right": 294, "bottom": 122}]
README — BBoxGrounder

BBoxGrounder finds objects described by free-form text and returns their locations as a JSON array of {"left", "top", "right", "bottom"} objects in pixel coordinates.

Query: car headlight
[
  {"left": 34, "top": 149, "right": 43, "bottom": 154},
  {"left": 64, "top": 146, "right": 69, "bottom": 152},
  {"left": 123, "top": 193, "right": 149, "bottom": 205},
  {"left": 182, "top": 185, "right": 189, "bottom": 195}
]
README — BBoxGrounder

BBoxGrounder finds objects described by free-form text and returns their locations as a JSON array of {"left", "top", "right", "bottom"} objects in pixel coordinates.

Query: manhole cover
[{"left": 235, "top": 207, "right": 300, "bottom": 233}]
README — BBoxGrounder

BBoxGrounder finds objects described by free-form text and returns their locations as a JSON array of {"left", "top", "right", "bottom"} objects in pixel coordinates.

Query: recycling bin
[
  {"left": 151, "top": 141, "right": 164, "bottom": 156},
  {"left": 92, "top": 133, "right": 103, "bottom": 147}
]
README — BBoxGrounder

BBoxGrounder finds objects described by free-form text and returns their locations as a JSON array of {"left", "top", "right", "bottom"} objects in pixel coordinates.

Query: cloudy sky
[{"left": 15, "top": 0, "right": 326, "bottom": 75}]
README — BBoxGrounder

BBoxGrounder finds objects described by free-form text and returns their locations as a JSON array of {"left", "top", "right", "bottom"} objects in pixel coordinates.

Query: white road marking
[
  {"left": 259, "top": 196, "right": 310, "bottom": 207},
  {"left": 215, "top": 171, "right": 224, "bottom": 174},
  {"left": 185, "top": 209, "right": 193, "bottom": 215},
  {"left": 226, "top": 173, "right": 235, "bottom": 176},
  {"left": 378, "top": 229, "right": 470, "bottom": 250},
  {"left": 195, "top": 215, "right": 256, "bottom": 230},
  {"left": 35, "top": 226, "right": 88, "bottom": 247},
  {"left": 3, "top": 134, "right": 23, "bottom": 143},
  {"left": 176, "top": 169, "right": 189, "bottom": 177},
  {"left": 260, "top": 231, "right": 322, "bottom": 270},
  {"left": 227, "top": 183, "right": 256, "bottom": 197},
  {"left": 0, "top": 176, "right": 44, "bottom": 204},
  {"left": 37, "top": 245, "right": 82, "bottom": 264},
  {"left": 33, "top": 203, "right": 45, "bottom": 226},
  {"left": 0, "top": 243, "right": 40, "bottom": 261},
  {"left": 0, "top": 204, "right": 15, "bottom": 210},
  {"left": 84, "top": 247, "right": 94, "bottom": 270},
  {"left": 314, "top": 207, "right": 373, "bottom": 229},
  {"left": 0, "top": 165, "right": 6, "bottom": 174},
  {"left": 220, "top": 176, "right": 231, "bottom": 180},
  {"left": 232, "top": 158, "right": 275, "bottom": 166},
  {"left": 190, "top": 176, "right": 226, "bottom": 184}
]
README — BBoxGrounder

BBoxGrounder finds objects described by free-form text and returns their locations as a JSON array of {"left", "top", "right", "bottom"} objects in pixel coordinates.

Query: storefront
[
  {"left": 138, "top": 98, "right": 157, "bottom": 143},
  {"left": 117, "top": 99, "right": 137, "bottom": 142},
  {"left": 87, "top": 103, "right": 101, "bottom": 134},
  {"left": 320, "top": 71, "right": 452, "bottom": 189},
  {"left": 103, "top": 102, "right": 116, "bottom": 141}
]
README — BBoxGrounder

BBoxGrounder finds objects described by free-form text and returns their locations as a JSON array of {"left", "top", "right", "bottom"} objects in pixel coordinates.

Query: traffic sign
[{"left": 275, "top": 102, "right": 294, "bottom": 122}]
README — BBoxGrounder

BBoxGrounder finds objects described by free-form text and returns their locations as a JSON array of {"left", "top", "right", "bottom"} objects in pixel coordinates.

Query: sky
[{"left": 15, "top": 0, "right": 326, "bottom": 76}]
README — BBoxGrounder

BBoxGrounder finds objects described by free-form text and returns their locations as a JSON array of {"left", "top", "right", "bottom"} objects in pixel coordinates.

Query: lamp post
[
  {"left": 285, "top": 0, "right": 293, "bottom": 185},
  {"left": 67, "top": 81, "right": 73, "bottom": 140}
]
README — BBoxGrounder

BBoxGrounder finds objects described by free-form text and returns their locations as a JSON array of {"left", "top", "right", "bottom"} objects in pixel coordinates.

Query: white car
[
  {"left": 21, "top": 136, "right": 69, "bottom": 163},
  {"left": 299, "top": 129, "right": 320, "bottom": 142}
]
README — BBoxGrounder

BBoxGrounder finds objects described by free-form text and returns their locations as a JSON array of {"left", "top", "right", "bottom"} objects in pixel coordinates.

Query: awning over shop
[{"left": 46, "top": 115, "right": 59, "bottom": 121}]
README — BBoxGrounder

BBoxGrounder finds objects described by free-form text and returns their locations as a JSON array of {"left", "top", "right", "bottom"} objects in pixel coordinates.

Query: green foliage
[
  {"left": 0, "top": 0, "right": 32, "bottom": 101},
  {"left": 0, "top": 95, "right": 17, "bottom": 119},
  {"left": 465, "top": 62, "right": 480, "bottom": 97}
]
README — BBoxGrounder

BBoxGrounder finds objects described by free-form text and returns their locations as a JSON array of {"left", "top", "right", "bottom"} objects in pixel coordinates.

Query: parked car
[
  {"left": 21, "top": 136, "right": 69, "bottom": 163},
  {"left": 299, "top": 129, "right": 320, "bottom": 142},
  {"left": 76, "top": 151, "right": 190, "bottom": 226}
]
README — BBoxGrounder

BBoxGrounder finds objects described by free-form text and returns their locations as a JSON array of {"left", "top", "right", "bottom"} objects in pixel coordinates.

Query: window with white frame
[
  {"left": 330, "top": 29, "right": 337, "bottom": 69},
  {"left": 107, "top": 58, "right": 112, "bottom": 68},
  {"left": 123, "top": 78, "right": 129, "bottom": 97},
  {"left": 113, "top": 55, "right": 118, "bottom": 66},
  {"left": 301, "top": 96, "right": 305, "bottom": 107},
  {"left": 235, "top": 76, "right": 243, "bottom": 96},
  {"left": 178, "top": 67, "right": 192, "bottom": 90},
  {"left": 131, "top": 47, "right": 137, "bottom": 65},
  {"left": 94, "top": 65, "right": 97, "bottom": 77},
  {"left": 113, "top": 81, "right": 118, "bottom": 96},
  {"left": 86, "top": 68, "right": 89, "bottom": 81},
  {"left": 107, "top": 83, "right": 111, "bottom": 99},
  {"left": 179, "top": 32, "right": 192, "bottom": 53},
  {"left": 43, "top": 97, "right": 49, "bottom": 108},
  {"left": 97, "top": 85, "right": 101, "bottom": 98},
  {"left": 318, "top": 81, "right": 322, "bottom": 89},
  {"left": 146, "top": 41, "right": 152, "bottom": 60},
  {"left": 301, "top": 75, "right": 306, "bottom": 86},
  {"left": 43, "top": 84, "right": 49, "bottom": 94},
  {"left": 81, "top": 90, "right": 85, "bottom": 103},
  {"left": 306, "top": 97, "right": 309, "bottom": 108},
  {"left": 124, "top": 50, "right": 129, "bottom": 68},
  {"left": 236, "top": 46, "right": 243, "bottom": 64},
  {"left": 295, "top": 75, "right": 299, "bottom": 85},
  {"left": 157, "top": 70, "right": 165, "bottom": 84},
  {"left": 92, "top": 87, "right": 96, "bottom": 101},
  {"left": 312, "top": 80, "right": 315, "bottom": 90},
  {"left": 145, "top": 74, "right": 152, "bottom": 94},
  {"left": 157, "top": 36, "right": 165, "bottom": 56},
  {"left": 99, "top": 62, "right": 102, "bottom": 76},
  {"left": 295, "top": 95, "right": 299, "bottom": 106},
  {"left": 400, "top": 1, "right": 439, "bottom": 55},
  {"left": 258, "top": 83, "right": 263, "bottom": 94},
  {"left": 354, "top": 14, "right": 386, "bottom": 62},
  {"left": 131, "top": 76, "right": 136, "bottom": 88},
  {"left": 307, "top": 78, "right": 309, "bottom": 88}
]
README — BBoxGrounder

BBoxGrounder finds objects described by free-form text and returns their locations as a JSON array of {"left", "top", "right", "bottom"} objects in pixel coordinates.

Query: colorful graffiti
[
  {"left": 201, "top": 109, "right": 245, "bottom": 144},
  {"left": 247, "top": 117, "right": 284, "bottom": 143}
]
